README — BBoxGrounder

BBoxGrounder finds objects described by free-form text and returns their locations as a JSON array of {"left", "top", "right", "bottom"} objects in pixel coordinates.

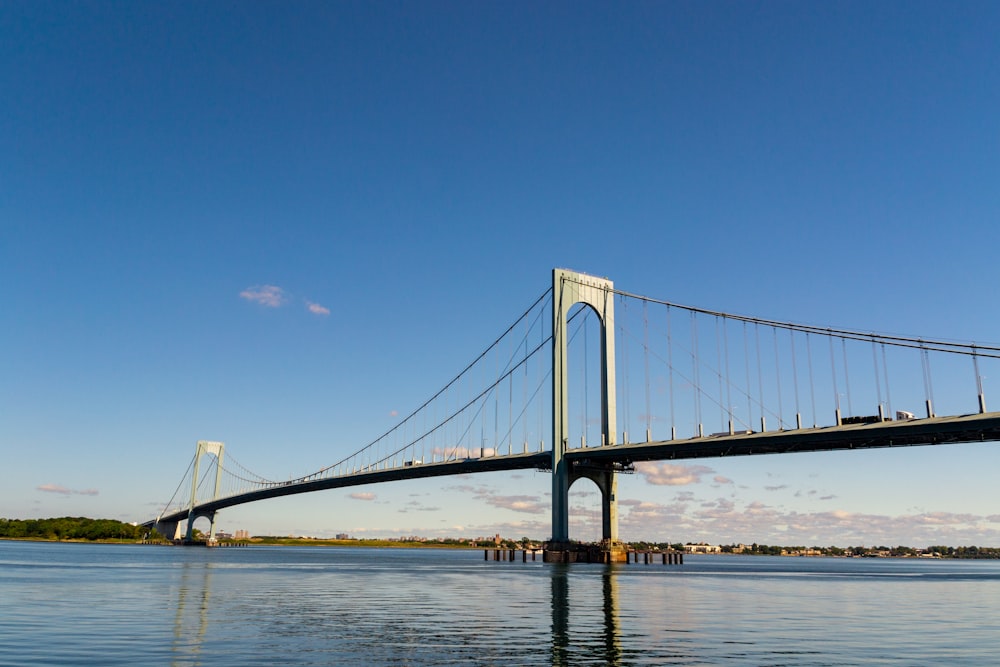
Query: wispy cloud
[
  {"left": 349, "top": 492, "right": 376, "bottom": 501},
  {"left": 447, "top": 484, "right": 547, "bottom": 515},
  {"left": 306, "top": 301, "right": 330, "bottom": 316},
  {"left": 37, "top": 484, "right": 98, "bottom": 496},
  {"left": 614, "top": 494, "right": 1000, "bottom": 546},
  {"left": 240, "top": 285, "right": 287, "bottom": 307},
  {"left": 240, "top": 285, "right": 331, "bottom": 317},
  {"left": 635, "top": 462, "right": 714, "bottom": 486},
  {"left": 713, "top": 476, "right": 734, "bottom": 485},
  {"left": 398, "top": 500, "right": 441, "bottom": 514}
]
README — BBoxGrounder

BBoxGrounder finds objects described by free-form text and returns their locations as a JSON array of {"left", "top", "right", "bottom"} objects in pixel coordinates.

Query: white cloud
[
  {"left": 240, "top": 285, "right": 287, "bottom": 307},
  {"left": 349, "top": 492, "right": 376, "bottom": 501},
  {"left": 635, "top": 462, "right": 715, "bottom": 486},
  {"left": 306, "top": 301, "right": 330, "bottom": 316},
  {"left": 37, "top": 484, "right": 99, "bottom": 496},
  {"left": 447, "top": 484, "right": 547, "bottom": 515},
  {"left": 37, "top": 484, "right": 71, "bottom": 495}
]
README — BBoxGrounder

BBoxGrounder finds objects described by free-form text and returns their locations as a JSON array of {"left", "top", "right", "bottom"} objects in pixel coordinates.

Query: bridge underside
[
  {"left": 144, "top": 451, "right": 550, "bottom": 530},
  {"left": 145, "top": 412, "right": 1000, "bottom": 536},
  {"left": 566, "top": 412, "right": 1000, "bottom": 465}
]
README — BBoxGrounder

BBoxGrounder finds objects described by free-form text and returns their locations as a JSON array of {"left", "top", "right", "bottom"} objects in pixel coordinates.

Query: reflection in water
[
  {"left": 171, "top": 561, "right": 213, "bottom": 667},
  {"left": 550, "top": 565, "right": 569, "bottom": 665},
  {"left": 601, "top": 569, "right": 622, "bottom": 665},
  {"left": 551, "top": 565, "right": 621, "bottom": 666}
]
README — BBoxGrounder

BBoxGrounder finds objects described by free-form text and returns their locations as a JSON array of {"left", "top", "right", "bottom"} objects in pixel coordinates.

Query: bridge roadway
[{"left": 145, "top": 411, "right": 1000, "bottom": 530}]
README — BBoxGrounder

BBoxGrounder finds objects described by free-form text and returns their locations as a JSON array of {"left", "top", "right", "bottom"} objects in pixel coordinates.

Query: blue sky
[{"left": 3, "top": 1, "right": 999, "bottom": 546}]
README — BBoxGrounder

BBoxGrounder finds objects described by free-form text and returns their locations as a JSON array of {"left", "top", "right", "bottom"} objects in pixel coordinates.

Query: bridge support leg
[
  {"left": 152, "top": 520, "right": 181, "bottom": 541},
  {"left": 574, "top": 466, "right": 627, "bottom": 563},
  {"left": 598, "top": 469, "right": 618, "bottom": 545}
]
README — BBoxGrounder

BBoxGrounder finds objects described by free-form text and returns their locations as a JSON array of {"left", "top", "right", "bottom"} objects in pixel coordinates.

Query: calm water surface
[{"left": 1, "top": 541, "right": 998, "bottom": 665}]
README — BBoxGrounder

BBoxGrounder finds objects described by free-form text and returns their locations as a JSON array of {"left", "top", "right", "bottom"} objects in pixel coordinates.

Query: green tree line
[{"left": 0, "top": 517, "right": 148, "bottom": 541}]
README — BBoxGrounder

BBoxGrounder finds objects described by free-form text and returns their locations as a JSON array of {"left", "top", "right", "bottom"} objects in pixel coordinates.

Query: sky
[{"left": 3, "top": 1, "right": 1000, "bottom": 547}]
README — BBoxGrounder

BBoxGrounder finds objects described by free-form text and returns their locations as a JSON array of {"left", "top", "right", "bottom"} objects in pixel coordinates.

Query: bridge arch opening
[
  {"left": 567, "top": 476, "right": 604, "bottom": 543},
  {"left": 187, "top": 515, "right": 215, "bottom": 541},
  {"left": 566, "top": 303, "right": 605, "bottom": 450}
]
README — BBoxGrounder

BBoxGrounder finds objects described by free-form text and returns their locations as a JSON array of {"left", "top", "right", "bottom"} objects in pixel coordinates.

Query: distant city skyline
[{"left": 4, "top": 2, "right": 1000, "bottom": 546}]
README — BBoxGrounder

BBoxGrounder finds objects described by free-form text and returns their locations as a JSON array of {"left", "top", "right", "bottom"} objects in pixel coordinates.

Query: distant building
[
  {"left": 335, "top": 533, "right": 350, "bottom": 540},
  {"left": 683, "top": 543, "right": 722, "bottom": 554}
]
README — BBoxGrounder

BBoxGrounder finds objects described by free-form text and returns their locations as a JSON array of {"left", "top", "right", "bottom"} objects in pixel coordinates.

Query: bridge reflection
[
  {"left": 550, "top": 565, "right": 623, "bottom": 665},
  {"left": 171, "top": 561, "right": 212, "bottom": 667}
]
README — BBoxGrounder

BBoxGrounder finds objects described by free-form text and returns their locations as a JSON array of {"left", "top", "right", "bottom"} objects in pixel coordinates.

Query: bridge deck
[
  {"left": 146, "top": 412, "right": 1000, "bottom": 528},
  {"left": 567, "top": 411, "right": 1000, "bottom": 464}
]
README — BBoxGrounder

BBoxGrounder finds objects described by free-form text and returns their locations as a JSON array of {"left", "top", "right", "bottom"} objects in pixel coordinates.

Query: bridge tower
[
  {"left": 547, "top": 269, "right": 625, "bottom": 562},
  {"left": 184, "top": 440, "right": 225, "bottom": 542}
]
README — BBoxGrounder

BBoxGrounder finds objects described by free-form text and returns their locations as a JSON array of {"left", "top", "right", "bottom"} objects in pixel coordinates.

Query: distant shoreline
[
  {"left": 3, "top": 536, "right": 1000, "bottom": 558},
  {"left": 0, "top": 536, "right": 481, "bottom": 549}
]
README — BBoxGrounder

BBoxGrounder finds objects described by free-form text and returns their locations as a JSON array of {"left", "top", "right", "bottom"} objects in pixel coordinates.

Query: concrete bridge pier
[
  {"left": 544, "top": 463, "right": 627, "bottom": 563},
  {"left": 152, "top": 519, "right": 182, "bottom": 541}
]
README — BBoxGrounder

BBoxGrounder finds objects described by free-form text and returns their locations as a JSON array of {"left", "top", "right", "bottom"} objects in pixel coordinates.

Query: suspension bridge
[{"left": 144, "top": 269, "right": 1000, "bottom": 561}]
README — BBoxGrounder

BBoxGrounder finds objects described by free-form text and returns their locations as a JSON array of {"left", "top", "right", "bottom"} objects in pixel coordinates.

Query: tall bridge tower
[
  {"left": 153, "top": 440, "right": 225, "bottom": 542},
  {"left": 547, "top": 268, "right": 626, "bottom": 562}
]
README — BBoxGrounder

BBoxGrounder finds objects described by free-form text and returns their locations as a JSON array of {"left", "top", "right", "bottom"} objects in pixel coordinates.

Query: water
[{"left": 2, "top": 541, "right": 999, "bottom": 665}]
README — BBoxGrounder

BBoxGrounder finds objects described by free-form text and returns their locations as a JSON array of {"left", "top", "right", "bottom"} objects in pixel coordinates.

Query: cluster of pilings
[
  {"left": 485, "top": 548, "right": 539, "bottom": 562},
  {"left": 628, "top": 550, "right": 683, "bottom": 565},
  {"left": 484, "top": 542, "right": 683, "bottom": 565}
]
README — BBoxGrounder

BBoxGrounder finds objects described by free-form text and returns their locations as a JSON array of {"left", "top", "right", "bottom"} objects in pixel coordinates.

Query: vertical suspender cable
[
  {"left": 881, "top": 343, "right": 893, "bottom": 421},
  {"left": 692, "top": 311, "right": 702, "bottom": 436},
  {"left": 973, "top": 345, "right": 986, "bottom": 413},
  {"left": 773, "top": 327, "right": 784, "bottom": 429},
  {"left": 829, "top": 333, "right": 841, "bottom": 425},
  {"left": 507, "top": 361, "right": 513, "bottom": 455},
  {"left": 583, "top": 312, "right": 589, "bottom": 446},
  {"left": 755, "top": 323, "right": 765, "bottom": 432},
  {"left": 842, "top": 339, "right": 853, "bottom": 417},
  {"left": 744, "top": 322, "right": 752, "bottom": 431},
  {"left": 494, "top": 341, "right": 499, "bottom": 455},
  {"left": 806, "top": 333, "right": 817, "bottom": 427},
  {"left": 644, "top": 300, "right": 651, "bottom": 442},
  {"left": 790, "top": 329, "right": 801, "bottom": 429},
  {"left": 539, "top": 312, "right": 545, "bottom": 451},
  {"left": 523, "top": 336, "right": 529, "bottom": 451},
  {"left": 716, "top": 317, "right": 725, "bottom": 433},
  {"left": 871, "top": 337, "right": 883, "bottom": 420},
  {"left": 667, "top": 305, "right": 676, "bottom": 440},
  {"left": 621, "top": 296, "right": 629, "bottom": 443},
  {"left": 921, "top": 343, "right": 935, "bottom": 418},
  {"left": 723, "top": 317, "right": 733, "bottom": 433}
]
